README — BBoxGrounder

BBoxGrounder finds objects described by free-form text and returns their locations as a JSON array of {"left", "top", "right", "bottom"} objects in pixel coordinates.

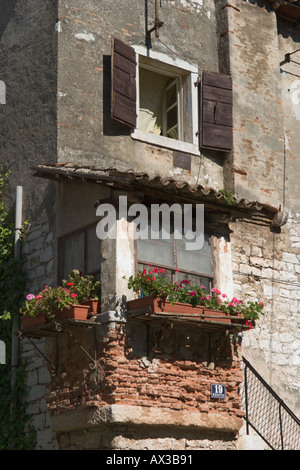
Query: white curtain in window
[{"left": 139, "top": 68, "right": 169, "bottom": 135}]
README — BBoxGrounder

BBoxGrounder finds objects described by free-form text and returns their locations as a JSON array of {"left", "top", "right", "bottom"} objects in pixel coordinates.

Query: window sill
[{"left": 131, "top": 129, "right": 200, "bottom": 156}]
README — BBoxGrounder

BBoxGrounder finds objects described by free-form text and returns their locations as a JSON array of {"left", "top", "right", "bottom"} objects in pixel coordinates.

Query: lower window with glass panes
[
  {"left": 58, "top": 223, "right": 101, "bottom": 282},
  {"left": 136, "top": 226, "right": 213, "bottom": 291}
]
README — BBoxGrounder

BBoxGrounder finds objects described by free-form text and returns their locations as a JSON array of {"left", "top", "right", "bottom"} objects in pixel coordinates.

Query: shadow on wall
[
  {"left": 125, "top": 320, "right": 235, "bottom": 366},
  {"left": 0, "top": 1, "right": 18, "bottom": 40}
]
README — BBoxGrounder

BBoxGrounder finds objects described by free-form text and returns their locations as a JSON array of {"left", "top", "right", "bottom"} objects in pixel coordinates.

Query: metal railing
[{"left": 242, "top": 357, "right": 300, "bottom": 450}]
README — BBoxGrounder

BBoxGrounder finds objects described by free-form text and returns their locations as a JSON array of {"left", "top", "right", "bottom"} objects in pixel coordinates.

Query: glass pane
[
  {"left": 62, "top": 232, "right": 84, "bottom": 280},
  {"left": 166, "top": 105, "right": 178, "bottom": 131},
  {"left": 176, "top": 233, "right": 212, "bottom": 276},
  {"left": 166, "top": 81, "right": 177, "bottom": 108},
  {"left": 137, "top": 223, "right": 174, "bottom": 267},
  {"left": 86, "top": 225, "right": 101, "bottom": 274},
  {"left": 137, "top": 237, "right": 174, "bottom": 267},
  {"left": 166, "top": 124, "right": 178, "bottom": 139}
]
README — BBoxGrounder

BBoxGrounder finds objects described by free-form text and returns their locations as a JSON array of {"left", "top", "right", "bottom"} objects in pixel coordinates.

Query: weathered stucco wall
[
  {"left": 0, "top": 0, "right": 58, "bottom": 220},
  {"left": 56, "top": 0, "right": 226, "bottom": 188},
  {"left": 216, "top": 0, "right": 285, "bottom": 208}
]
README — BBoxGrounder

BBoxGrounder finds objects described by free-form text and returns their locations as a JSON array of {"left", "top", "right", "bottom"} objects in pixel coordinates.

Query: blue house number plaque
[{"left": 211, "top": 384, "right": 226, "bottom": 399}]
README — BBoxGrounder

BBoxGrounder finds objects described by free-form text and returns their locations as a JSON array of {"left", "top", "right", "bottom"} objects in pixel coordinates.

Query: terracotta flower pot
[
  {"left": 56, "top": 304, "right": 90, "bottom": 321},
  {"left": 127, "top": 295, "right": 205, "bottom": 316},
  {"left": 202, "top": 308, "right": 232, "bottom": 324},
  {"left": 82, "top": 299, "right": 101, "bottom": 315},
  {"left": 22, "top": 313, "right": 48, "bottom": 329}
]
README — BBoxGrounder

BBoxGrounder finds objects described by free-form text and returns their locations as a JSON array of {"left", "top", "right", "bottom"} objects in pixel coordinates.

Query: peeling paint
[
  {"left": 283, "top": 80, "right": 300, "bottom": 122},
  {"left": 74, "top": 31, "right": 95, "bottom": 42},
  {"left": 55, "top": 20, "right": 61, "bottom": 33}
]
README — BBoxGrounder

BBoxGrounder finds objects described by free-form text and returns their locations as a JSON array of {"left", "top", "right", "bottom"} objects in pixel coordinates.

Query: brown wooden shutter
[
  {"left": 199, "top": 71, "right": 233, "bottom": 152},
  {"left": 111, "top": 37, "right": 137, "bottom": 128}
]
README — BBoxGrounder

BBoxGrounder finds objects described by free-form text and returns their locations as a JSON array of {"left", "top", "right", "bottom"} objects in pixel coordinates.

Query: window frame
[{"left": 131, "top": 45, "right": 200, "bottom": 156}]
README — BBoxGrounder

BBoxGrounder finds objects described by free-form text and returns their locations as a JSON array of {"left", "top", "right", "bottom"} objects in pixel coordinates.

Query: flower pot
[
  {"left": 22, "top": 313, "right": 48, "bottom": 329},
  {"left": 230, "top": 315, "right": 253, "bottom": 328},
  {"left": 56, "top": 304, "right": 90, "bottom": 321},
  {"left": 82, "top": 299, "right": 101, "bottom": 315},
  {"left": 127, "top": 295, "right": 205, "bottom": 317},
  {"left": 202, "top": 308, "right": 232, "bottom": 325}
]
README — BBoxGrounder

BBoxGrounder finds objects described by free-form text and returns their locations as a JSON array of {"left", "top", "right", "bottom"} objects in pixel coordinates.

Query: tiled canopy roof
[
  {"left": 32, "top": 162, "right": 283, "bottom": 225},
  {"left": 266, "top": 0, "right": 300, "bottom": 23}
]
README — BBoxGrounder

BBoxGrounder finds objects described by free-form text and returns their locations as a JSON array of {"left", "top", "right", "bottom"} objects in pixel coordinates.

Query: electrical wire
[{"left": 155, "top": 36, "right": 198, "bottom": 68}]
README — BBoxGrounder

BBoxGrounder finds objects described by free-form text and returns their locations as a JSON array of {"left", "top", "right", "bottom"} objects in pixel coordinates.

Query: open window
[{"left": 111, "top": 37, "right": 233, "bottom": 153}]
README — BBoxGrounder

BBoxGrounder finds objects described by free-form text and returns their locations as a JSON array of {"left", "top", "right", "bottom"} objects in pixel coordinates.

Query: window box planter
[
  {"left": 55, "top": 304, "right": 90, "bottom": 321},
  {"left": 127, "top": 296, "right": 249, "bottom": 327},
  {"left": 22, "top": 304, "right": 90, "bottom": 330},
  {"left": 22, "top": 313, "right": 48, "bottom": 329},
  {"left": 127, "top": 295, "right": 204, "bottom": 316},
  {"left": 202, "top": 308, "right": 232, "bottom": 325}
]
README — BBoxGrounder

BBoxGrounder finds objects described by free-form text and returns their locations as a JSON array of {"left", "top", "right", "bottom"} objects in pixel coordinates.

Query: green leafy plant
[
  {"left": 221, "top": 295, "right": 264, "bottom": 321},
  {"left": 219, "top": 189, "right": 237, "bottom": 206},
  {"left": 127, "top": 267, "right": 170, "bottom": 298},
  {"left": 62, "top": 269, "right": 101, "bottom": 303}
]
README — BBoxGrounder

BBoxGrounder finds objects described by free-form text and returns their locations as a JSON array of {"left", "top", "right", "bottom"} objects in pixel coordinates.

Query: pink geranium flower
[
  {"left": 211, "top": 288, "right": 221, "bottom": 295},
  {"left": 26, "top": 294, "right": 35, "bottom": 301}
]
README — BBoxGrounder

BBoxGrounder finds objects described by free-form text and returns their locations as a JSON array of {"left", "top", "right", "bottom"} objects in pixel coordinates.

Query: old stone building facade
[{"left": 1, "top": 0, "right": 300, "bottom": 450}]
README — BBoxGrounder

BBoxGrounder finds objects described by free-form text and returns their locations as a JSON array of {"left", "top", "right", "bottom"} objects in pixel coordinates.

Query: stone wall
[
  {"left": 231, "top": 217, "right": 300, "bottom": 414},
  {"left": 22, "top": 209, "right": 56, "bottom": 295},
  {"left": 21, "top": 337, "right": 58, "bottom": 450},
  {"left": 20, "top": 210, "right": 58, "bottom": 449}
]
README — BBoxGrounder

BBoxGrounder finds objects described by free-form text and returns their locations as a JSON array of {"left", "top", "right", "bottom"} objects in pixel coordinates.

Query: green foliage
[
  {"left": 62, "top": 268, "right": 101, "bottom": 304},
  {"left": 0, "top": 169, "right": 36, "bottom": 449},
  {"left": 219, "top": 189, "right": 237, "bottom": 206}
]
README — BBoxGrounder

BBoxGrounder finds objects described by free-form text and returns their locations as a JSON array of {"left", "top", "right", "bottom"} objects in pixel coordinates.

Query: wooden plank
[
  {"left": 202, "top": 122, "right": 232, "bottom": 151},
  {"left": 113, "top": 37, "right": 136, "bottom": 63},
  {"left": 202, "top": 84, "right": 232, "bottom": 104},
  {"left": 111, "top": 37, "right": 137, "bottom": 128},
  {"left": 113, "top": 66, "right": 136, "bottom": 101},
  {"left": 202, "top": 100, "right": 232, "bottom": 126},
  {"left": 202, "top": 71, "right": 232, "bottom": 90},
  {"left": 112, "top": 91, "right": 137, "bottom": 127},
  {"left": 113, "top": 53, "right": 136, "bottom": 78},
  {"left": 199, "top": 71, "right": 233, "bottom": 152}
]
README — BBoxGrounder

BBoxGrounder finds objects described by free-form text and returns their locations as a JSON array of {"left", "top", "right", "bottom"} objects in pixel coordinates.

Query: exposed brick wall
[{"left": 46, "top": 322, "right": 244, "bottom": 423}]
